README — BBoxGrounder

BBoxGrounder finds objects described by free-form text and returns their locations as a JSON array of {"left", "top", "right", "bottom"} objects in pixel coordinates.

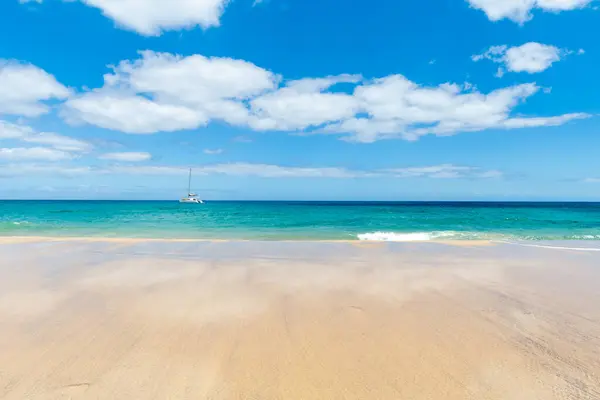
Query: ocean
[{"left": 1, "top": 200, "right": 600, "bottom": 241}]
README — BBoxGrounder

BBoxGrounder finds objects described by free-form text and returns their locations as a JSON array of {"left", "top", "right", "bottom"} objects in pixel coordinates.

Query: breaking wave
[
  {"left": 357, "top": 231, "right": 459, "bottom": 241},
  {"left": 356, "top": 231, "right": 600, "bottom": 242}
]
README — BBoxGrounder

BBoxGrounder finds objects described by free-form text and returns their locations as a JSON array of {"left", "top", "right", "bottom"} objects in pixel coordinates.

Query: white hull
[{"left": 179, "top": 198, "right": 204, "bottom": 204}]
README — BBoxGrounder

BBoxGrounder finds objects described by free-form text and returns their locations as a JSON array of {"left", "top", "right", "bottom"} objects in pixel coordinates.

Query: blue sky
[{"left": 0, "top": 0, "right": 599, "bottom": 200}]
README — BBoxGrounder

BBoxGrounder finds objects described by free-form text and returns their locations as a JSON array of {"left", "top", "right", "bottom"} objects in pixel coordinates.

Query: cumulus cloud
[
  {"left": 466, "top": 0, "right": 592, "bottom": 23},
  {"left": 248, "top": 75, "right": 361, "bottom": 131},
  {"left": 99, "top": 152, "right": 152, "bottom": 162},
  {"left": 104, "top": 51, "right": 278, "bottom": 101},
  {"left": 0, "top": 61, "right": 70, "bottom": 117},
  {"left": 63, "top": 51, "right": 278, "bottom": 133},
  {"left": 0, "top": 147, "right": 72, "bottom": 161},
  {"left": 322, "top": 78, "right": 587, "bottom": 142},
  {"left": 0, "top": 120, "right": 92, "bottom": 152},
  {"left": 21, "top": 0, "right": 231, "bottom": 36},
  {"left": 61, "top": 51, "right": 591, "bottom": 142},
  {"left": 472, "top": 42, "right": 581, "bottom": 75},
  {"left": 64, "top": 91, "right": 207, "bottom": 134}
]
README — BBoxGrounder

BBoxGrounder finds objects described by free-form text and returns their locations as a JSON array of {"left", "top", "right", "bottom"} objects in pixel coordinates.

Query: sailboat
[{"left": 179, "top": 168, "right": 204, "bottom": 204}]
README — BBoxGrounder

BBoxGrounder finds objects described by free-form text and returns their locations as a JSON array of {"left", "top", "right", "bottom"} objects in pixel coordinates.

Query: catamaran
[{"left": 179, "top": 168, "right": 204, "bottom": 204}]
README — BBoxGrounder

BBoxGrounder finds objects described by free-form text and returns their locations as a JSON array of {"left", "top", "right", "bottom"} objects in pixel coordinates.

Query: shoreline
[
  {"left": 0, "top": 236, "right": 600, "bottom": 251},
  {"left": 0, "top": 236, "right": 499, "bottom": 249},
  {"left": 0, "top": 235, "right": 492, "bottom": 244}
]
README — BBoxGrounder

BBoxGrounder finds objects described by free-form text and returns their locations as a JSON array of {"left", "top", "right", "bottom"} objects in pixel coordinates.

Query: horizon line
[{"left": 1, "top": 199, "right": 600, "bottom": 203}]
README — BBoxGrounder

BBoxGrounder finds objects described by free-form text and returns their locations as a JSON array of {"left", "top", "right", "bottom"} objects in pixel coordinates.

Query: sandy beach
[{"left": 0, "top": 238, "right": 599, "bottom": 399}]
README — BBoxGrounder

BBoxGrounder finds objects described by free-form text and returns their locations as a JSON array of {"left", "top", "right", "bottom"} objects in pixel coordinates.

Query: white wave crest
[
  {"left": 574, "top": 235, "right": 600, "bottom": 240},
  {"left": 357, "top": 232, "right": 447, "bottom": 242}
]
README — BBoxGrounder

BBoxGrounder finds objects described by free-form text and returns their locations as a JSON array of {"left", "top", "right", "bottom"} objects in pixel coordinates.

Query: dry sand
[{"left": 0, "top": 239, "right": 599, "bottom": 399}]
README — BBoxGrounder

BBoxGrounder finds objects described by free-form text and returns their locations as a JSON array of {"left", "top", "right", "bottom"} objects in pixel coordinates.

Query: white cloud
[
  {"left": 63, "top": 51, "right": 278, "bottom": 133},
  {"left": 472, "top": 42, "right": 580, "bottom": 75},
  {"left": 64, "top": 90, "right": 207, "bottom": 134},
  {"left": 322, "top": 118, "right": 408, "bottom": 143},
  {"left": 199, "top": 163, "right": 371, "bottom": 178},
  {"left": 105, "top": 163, "right": 369, "bottom": 178},
  {"left": 384, "top": 164, "right": 502, "bottom": 179},
  {"left": 472, "top": 45, "right": 508, "bottom": 62},
  {"left": 23, "top": 132, "right": 93, "bottom": 152},
  {"left": 62, "top": 52, "right": 591, "bottom": 142},
  {"left": 99, "top": 152, "right": 152, "bottom": 162},
  {"left": 86, "top": 0, "right": 229, "bottom": 35},
  {"left": 204, "top": 148, "right": 223, "bottom": 155},
  {"left": 0, "top": 120, "right": 92, "bottom": 152},
  {"left": 584, "top": 178, "right": 600, "bottom": 183},
  {"left": 0, "top": 61, "right": 69, "bottom": 117},
  {"left": 22, "top": 0, "right": 231, "bottom": 36},
  {"left": 0, "top": 162, "right": 503, "bottom": 180},
  {"left": 0, "top": 147, "right": 72, "bottom": 161},
  {"left": 248, "top": 75, "right": 361, "bottom": 130},
  {"left": 107, "top": 165, "right": 185, "bottom": 176},
  {"left": 0, "top": 163, "right": 93, "bottom": 177},
  {"left": 466, "top": 0, "right": 592, "bottom": 23},
  {"left": 64, "top": 54, "right": 360, "bottom": 134},
  {"left": 0, "top": 163, "right": 363, "bottom": 178},
  {"left": 164, "top": 163, "right": 502, "bottom": 179},
  {"left": 105, "top": 51, "right": 277, "bottom": 102},
  {"left": 323, "top": 77, "right": 588, "bottom": 142},
  {"left": 500, "top": 113, "right": 589, "bottom": 128},
  {"left": 505, "top": 43, "right": 573, "bottom": 72},
  {"left": 0, "top": 120, "right": 35, "bottom": 139}
]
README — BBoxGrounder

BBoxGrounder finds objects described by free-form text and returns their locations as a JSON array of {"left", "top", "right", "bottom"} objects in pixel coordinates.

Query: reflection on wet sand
[{"left": 0, "top": 239, "right": 599, "bottom": 399}]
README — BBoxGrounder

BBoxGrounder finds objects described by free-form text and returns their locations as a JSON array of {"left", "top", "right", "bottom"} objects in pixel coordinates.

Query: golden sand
[{"left": 0, "top": 239, "right": 598, "bottom": 399}]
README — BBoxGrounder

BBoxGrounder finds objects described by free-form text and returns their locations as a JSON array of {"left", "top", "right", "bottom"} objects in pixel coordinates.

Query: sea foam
[{"left": 357, "top": 231, "right": 456, "bottom": 241}]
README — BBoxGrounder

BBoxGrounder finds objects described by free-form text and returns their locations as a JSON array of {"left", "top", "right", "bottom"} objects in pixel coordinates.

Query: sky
[{"left": 0, "top": 0, "right": 599, "bottom": 201}]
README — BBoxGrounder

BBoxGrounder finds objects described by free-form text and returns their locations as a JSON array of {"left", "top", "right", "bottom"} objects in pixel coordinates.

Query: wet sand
[{"left": 0, "top": 239, "right": 599, "bottom": 399}]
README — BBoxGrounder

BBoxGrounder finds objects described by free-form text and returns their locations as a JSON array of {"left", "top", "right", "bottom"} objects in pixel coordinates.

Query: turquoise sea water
[{"left": 1, "top": 201, "right": 600, "bottom": 241}]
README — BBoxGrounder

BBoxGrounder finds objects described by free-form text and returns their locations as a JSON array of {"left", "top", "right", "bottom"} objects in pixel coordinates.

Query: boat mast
[{"left": 188, "top": 168, "right": 192, "bottom": 195}]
